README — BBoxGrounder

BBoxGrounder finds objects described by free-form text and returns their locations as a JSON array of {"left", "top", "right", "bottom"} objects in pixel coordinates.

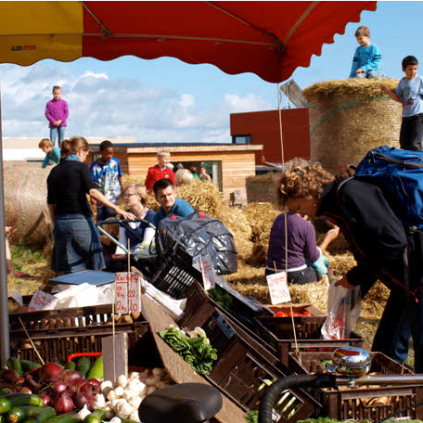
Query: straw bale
[
  {"left": 122, "top": 174, "right": 146, "bottom": 186},
  {"left": 289, "top": 279, "right": 329, "bottom": 312},
  {"left": 361, "top": 281, "right": 389, "bottom": 319},
  {"left": 242, "top": 203, "right": 279, "bottom": 266},
  {"left": 4, "top": 164, "right": 53, "bottom": 245},
  {"left": 304, "top": 78, "right": 402, "bottom": 172},
  {"left": 326, "top": 252, "right": 357, "bottom": 277}
]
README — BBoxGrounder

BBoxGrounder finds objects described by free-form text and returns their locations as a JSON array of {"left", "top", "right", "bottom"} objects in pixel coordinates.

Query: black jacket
[{"left": 318, "top": 179, "right": 423, "bottom": 295}]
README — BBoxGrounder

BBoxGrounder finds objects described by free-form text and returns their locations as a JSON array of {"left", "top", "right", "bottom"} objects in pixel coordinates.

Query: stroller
[{"left": 97, "top": 211, "right": 238, "bottom": 299}]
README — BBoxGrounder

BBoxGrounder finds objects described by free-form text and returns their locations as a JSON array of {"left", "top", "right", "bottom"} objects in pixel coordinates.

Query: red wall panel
[{"left": 230, "top": 109, "right": 310, "bottom": 165}]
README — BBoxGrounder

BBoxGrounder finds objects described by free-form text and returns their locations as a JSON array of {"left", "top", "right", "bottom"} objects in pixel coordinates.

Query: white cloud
[
  {"left": 0, "top": 63, "right": 272, "bottom": 144},
  {"left": 81, "top": 71, "right": 109, "bottom": 80}
]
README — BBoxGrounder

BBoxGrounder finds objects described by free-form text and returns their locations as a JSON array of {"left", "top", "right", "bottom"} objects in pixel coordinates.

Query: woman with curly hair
[
  {"left": 274, "top": 159, "right": 423, "bottom": 372},
  {"left": 266, "top": 160, "right": 339, "bottom": 284}
]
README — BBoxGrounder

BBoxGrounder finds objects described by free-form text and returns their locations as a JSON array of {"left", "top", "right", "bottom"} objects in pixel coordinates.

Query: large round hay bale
[
  {"left": 304, "top": 78, "right": 402, "bottom": 172},
  {"left": 4, "top": 163, "right": 53, "bottom": 245}
]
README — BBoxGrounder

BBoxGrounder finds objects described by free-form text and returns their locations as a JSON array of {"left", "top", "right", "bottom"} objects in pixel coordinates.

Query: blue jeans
[
  {"left": 355, "top": 70, "right": 380, "bottom": 79},
  {"left": 52, "top": 214, "right": 105, "bottom": 273},
  {"left": 50, "top": 126, "right": 66, "bottom": 147},
  {"left": 371, "top": 285, "right": 411, "bottom": 365}
]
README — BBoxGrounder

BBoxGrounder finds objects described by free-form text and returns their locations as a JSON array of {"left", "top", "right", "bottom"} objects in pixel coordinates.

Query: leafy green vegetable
[
  {"left": 208, "top": 286, "right": 233, "bottom": 311},
  {"left": 244, "top": 410, "right": 258, "bottom": 423},
  {"left": 159, "top": 326, "right": 218, "bottom": 375}
]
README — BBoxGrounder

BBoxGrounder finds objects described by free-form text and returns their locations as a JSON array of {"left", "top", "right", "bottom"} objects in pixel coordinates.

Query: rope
[{"left": 310, "top": 95, "right": 388, "bottom": 134}]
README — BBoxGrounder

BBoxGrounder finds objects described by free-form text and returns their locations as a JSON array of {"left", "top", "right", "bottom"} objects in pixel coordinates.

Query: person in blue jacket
[
  {"left": 349, "top": 25, "right": 382, "bottom": 79},
  {"left": 153, "top": 178, "right": 194, "bottom": 226}
]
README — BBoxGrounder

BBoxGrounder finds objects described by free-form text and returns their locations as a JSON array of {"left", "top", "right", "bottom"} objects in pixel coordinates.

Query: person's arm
[
  {"left": 145, "top": 168, "right": 153, "bottom": 193},
  {"left": 349, "top": 48, "right": 360, "bottom": 78},
  {"left": 52, "top": 147, "right": 61, "bottom": 164},
  {"left": 41, "top": 153, "right": 50, "bottom": 169},
  {"left": 45, "top": 103, "right": 55, "bottom": 125},
  {"left": 143, "top": 226, "right": 155, "bottom": 244},
  {"left": 89, "top": 188, "right": 134, "bottom": 220},
  {"left": 116, "top": 159, "right": 124, "bottom": 191},
  {"left": 381, "top": 85, "right": 402, "bottom": 103},
  {"left": 318, "top": 227, "right": 340, "bottom": 253},
  {"left": 302, "top": 220, "right": 322, "bottom": 263},
  {"left": 362, "top": 45, "right": 382, "bottom": 73},
  {"left": 63, "top": 100, "right": 69, "bottom": 121},
  {"left": 113, "top": 226, "right": 128, "bottom": 258}
]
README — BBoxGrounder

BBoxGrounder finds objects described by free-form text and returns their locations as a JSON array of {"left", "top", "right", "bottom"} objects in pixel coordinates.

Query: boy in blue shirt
[
  {"left": 90, "top": 140, "right": 124, "bottom": 221},
  {"left": 382, "top": 55, "right": 423, "bottom": 151},
  {"left": 39, "top": 138, "right": 60, "bottom": 168},
  {"left": 349, "top": 25, "right": 382, "bottom": 79}
]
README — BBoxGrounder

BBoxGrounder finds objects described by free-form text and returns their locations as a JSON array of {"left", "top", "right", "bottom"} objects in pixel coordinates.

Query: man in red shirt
[{"left": 145, "top": 150, "right": 175, "bottom": 193}]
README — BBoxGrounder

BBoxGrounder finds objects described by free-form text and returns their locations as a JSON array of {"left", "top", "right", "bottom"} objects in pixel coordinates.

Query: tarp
[{"left": 0, "top": 1, "right": 377, "bottom": 83}]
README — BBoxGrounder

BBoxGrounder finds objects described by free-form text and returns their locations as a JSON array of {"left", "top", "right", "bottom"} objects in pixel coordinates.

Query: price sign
[
  {"left": 28, "top": 290, "right": 58, "bottom": 311},
  {"left": 115, "top": 273, "right": 141, "bottom": 314},
  {"left": 115, "top": 273, "right": 129, "bottom": 314},
  {"left": 128, "top": 273, "right": 141, "bottom": 313},
  {"left": 200, "top": 255, "right": 217, "bottom": 291},
  {"left": 266, "top": 271, "right": 291, "bottom": 304}
]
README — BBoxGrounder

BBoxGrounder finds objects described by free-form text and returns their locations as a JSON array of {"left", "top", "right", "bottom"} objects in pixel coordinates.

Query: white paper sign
[
  {"left": 115, "top": 273, "right": 129, "bottom": 314},
  {"left": 266, "top": 271, "right": 291, "bottom": 304},
  {"left": 128, "top": 273, "right": 141, "bottom": 313},
  {"left": 28, "top": 290, "right": 58, "bottom": 311},
  {"left": 200, "top": 255, "right": 217, "bottom": 290}
]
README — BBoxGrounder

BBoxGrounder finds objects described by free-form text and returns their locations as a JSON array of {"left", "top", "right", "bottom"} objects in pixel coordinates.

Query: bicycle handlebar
[{"left": 258, "top": 374, "right": 337, "bottom": 423}]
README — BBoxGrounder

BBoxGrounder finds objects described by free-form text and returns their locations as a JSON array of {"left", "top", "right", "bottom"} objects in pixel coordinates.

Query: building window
[
  {"left": 173, "top": 160, "right": 222, "bottom": 191},
  {"left": 232, "top": 134, "right": 251, "bottom": 144}
]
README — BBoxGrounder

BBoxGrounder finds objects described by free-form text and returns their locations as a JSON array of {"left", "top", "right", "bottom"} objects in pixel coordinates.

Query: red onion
[
  {"left": 0, "top": 370, "right": 18, "bottom": 384},
  {"left": 24, "top": 374, "right": 40, "bottom": 390},
  {"left": 52, "top": 381, "right": 68, "bottom": 396},
  {"left": 63, "top": 371, "right": 83, "bottom": 387},
  {"left": 72, "top": 392, "right": 92, "bottom": 409},
  {"left": 19, "top": 387, "right": 32, "bottom": 394},
  {"left": 39, "top": 364, "right": 63, "bottom": 382},
  {"left": 39, "top": 395, "right": 52, "bottom": 406},
  {"left": 16, "top": 377, "right": 25, "bottom": 385},
  {"left": 86, "top": 379, "right": 101, "bottom": 393},
  {"left": 79, "top": 383, "right": 94, "bottom": 396},
  {"left": 54, "top": 393, "right": 74, "bottom": 414}
]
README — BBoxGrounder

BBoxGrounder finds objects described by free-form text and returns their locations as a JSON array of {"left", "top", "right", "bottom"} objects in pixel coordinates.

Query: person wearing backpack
[{"left": 277, "top": 159, "right": 423, "bottom": 371}]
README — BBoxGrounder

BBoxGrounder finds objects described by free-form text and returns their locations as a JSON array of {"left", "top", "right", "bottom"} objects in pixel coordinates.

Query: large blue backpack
[{"left": 352, "top": 145, "right": 423, "bottom": 230}]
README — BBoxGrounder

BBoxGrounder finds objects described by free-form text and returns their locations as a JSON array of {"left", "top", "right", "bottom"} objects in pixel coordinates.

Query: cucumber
[
  {"left": 76, "top": 358, "right": 90, "bottom": 379},
  {"left": 0, "top": 389, "right": 12, "bottom": 396},
  {"left": 83, "top": 409, "right": 105, "bottom": 423},
  {"left": 21, "top": 406, "right": 56, "bottom": 423},
  {"left": 43, "top": 413, "right": 79, "bottom": 423},
  {"left": 64, "top": 362, "right": 75, "bottom": 371},
  {"left": 6, "top": 359, "right": 21, "bottom": 375},
  {"left": 7, "top": 407, "right": 26, "bottom": 423},
  {"left": 19, "top": 362, "right": 39, "bottom": 373},
  {"left": 86, "top": 356, "right": 103, "bottom": 380},
  {"left": 9, "top": 395, "right": 43, "bottom": 408},
  {"left": 0, "top": 398, "right": 11, "bottom": 414}
]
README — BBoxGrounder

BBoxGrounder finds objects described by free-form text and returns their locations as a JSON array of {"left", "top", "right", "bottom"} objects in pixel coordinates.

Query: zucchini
[
  {"left": 6, "top": 359, "right": 21, "bottom": 375},
  {"left": 9, "top": 395, "right": 43, "bottom": 408},
  {"left": 86, "top": 356, "right": 103, "bottom": 380},
  {"left": 76, "top": 358, "right": 90, "bottom": 379},
  {"left": 7, "top": 407, "right": 26, "bottom": 423},
  {"left": 19, "top": 362, "right": 39, "bottom": 373},
  {"left": 0, "top": 398, "right": 11, "bottom": 414},
  {"left": 43, "top": 413, "right": 79, "bottom": 423},
  {"left": 22, "top": 407, "right": 56, "bottom": 423},
  {"left": 83, "top": 409, "right": 105, "bottom": 423},
  {"left": 64, "top": 362, "right": 75, "bottom": 371}
]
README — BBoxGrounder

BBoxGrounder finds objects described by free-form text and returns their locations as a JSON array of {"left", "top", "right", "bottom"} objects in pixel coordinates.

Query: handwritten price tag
[
  {"left": 200, "top": 255, "right": 217, "bottom": 291},
  {"left": 28, "top": 290, "right": 58, "bottom": 311},
  {"left": 266, "top": 271, "right": 291, "bottom": 304},
  {"left": 115, "top": 273, "right": 129, "bottom": 314},
  {"left": 128, "top": 273, "right": 141, "bottom": 313}
]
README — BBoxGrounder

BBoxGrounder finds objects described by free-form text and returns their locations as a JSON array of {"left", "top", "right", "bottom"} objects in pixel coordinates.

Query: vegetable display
[
  {"left": 208, "top": 286, "right": 233, "bottom": 311},
  {"left": 159, "top": 326, "right": 217, "bottom": 375}
]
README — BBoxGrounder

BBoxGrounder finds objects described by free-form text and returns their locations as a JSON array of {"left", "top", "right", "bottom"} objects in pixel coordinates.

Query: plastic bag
[{"left": 321, "top": 279, "right": 361, "bottom": 340}]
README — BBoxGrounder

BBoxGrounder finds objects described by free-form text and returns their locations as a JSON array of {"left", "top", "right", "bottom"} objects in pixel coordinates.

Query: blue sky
[{"left": 1, "top": 1, "right": 422, "bottom": 143}]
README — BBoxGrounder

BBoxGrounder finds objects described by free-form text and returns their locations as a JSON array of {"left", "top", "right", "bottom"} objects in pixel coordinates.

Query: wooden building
[
  {"left": 230, "top": 108, "right": 310, "bottom": 165},
  {"left": 88, "top": 143, "right": 263, "bottom": 204}
]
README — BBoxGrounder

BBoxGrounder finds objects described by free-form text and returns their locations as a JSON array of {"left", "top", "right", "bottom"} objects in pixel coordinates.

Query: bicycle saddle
[{"left": 139, "top": 383, "right": 223, "bottom": 423}]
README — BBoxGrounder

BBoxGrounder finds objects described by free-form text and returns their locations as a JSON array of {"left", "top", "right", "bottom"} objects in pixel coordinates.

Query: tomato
[
  {"left": 303, "top": 311, "right": 313, "bottom": 316},
  {"left": 275, "top": 311, "right": 288, "bottom": 317}
]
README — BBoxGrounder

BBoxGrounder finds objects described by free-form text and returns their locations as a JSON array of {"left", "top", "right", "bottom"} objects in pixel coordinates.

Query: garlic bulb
[
  {"left": 109, "top": 418, "right": 122, "bottom": 423},
  {"left": 92, "top": 394, "right": 106, "bottom": 409},
  {"left": 115, "top": 400, "right": 134, "bottom": 419},
  {"left": 114, "top": 386, "right": 125, "bottom": 398},
  {"left": 129, "top": 396, "right": 142, "bottom": 409},
  {"left": 101, "top": 380, "right": 114, "bottom": 396},
  {"left": 129, "top": 410, "right": 140, "bottom": 422},
  {"left": 152, "top": 368, "right": 165, "bottom": 378},
  {"left": 107, "top": 390, "right": 117, "bottom": 401},
  {"left": 77, "top": 405, "right": 91, "bottom": 421},
  {"left": 116, "top": 375, "right": 128, "bottom": 387}
]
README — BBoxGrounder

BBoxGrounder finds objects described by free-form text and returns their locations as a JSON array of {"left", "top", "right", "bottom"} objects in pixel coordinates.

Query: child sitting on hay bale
[{"left": 349, "top": 25, "right": 381, "bottom": 79}]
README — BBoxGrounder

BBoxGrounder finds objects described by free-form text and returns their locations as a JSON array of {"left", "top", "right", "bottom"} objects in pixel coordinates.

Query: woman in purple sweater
[{"left": 45, "top": 85, "right": 69, "bottom": 147}]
